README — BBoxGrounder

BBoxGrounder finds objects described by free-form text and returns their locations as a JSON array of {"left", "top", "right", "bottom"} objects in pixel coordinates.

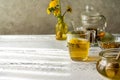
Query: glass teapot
[{"left": 81, "top": 5, "right": 107, "bottom": 44}]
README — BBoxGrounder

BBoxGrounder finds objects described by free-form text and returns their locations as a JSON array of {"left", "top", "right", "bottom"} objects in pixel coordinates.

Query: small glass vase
[{"left": 56, "top": 17, "right": 68, "bottom": 40}]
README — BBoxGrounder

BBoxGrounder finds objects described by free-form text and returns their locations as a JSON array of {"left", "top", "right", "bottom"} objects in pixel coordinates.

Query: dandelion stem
[
  {"left": 58, "top": 0, "right": 62, "bottom": 17},
  {"left": 63, "top": 10, "right": 67, "bottom": 17}
]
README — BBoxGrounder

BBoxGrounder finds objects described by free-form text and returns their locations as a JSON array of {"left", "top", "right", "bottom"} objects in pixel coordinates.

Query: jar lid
[{"left": 99, "top": 48, "right": 120, "bottom": 59}]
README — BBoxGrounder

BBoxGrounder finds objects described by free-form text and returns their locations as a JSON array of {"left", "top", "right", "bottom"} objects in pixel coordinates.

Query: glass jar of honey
[{"left": 96, "top": 48, "right": 120, "bottom": 80}]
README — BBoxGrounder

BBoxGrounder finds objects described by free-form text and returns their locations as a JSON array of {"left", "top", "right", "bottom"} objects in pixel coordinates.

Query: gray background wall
[{"left": 0, "top": 0, "right": 120, "bottom": 34}]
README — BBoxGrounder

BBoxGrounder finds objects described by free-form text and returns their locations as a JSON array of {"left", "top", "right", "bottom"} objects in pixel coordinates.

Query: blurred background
[{"left": 0, "top": 0, "right": 120, "bottom": 34}]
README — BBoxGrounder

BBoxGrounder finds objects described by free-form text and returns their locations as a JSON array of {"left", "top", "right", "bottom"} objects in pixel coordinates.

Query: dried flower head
[{"left": 67, "top": 6, "right": 72, "bottom": 13}]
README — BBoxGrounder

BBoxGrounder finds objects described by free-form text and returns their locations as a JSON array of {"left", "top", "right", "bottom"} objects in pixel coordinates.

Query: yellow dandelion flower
[
  {"left": 47, "top": 0, "right": 72, "bottom": 19},
  {"left": 49, "top": 0, "right": 58, "bottom": 8},
  {"left": 47, "top": 8, "right": 51, "bottom": 14},
  {"left": 53, "top": 8, "right": 60, "bottom": 16}
]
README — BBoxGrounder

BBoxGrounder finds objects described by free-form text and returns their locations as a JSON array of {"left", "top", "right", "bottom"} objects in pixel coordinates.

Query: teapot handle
[{"left": 99, "top": 15, "right": 107, "bottom": 31}]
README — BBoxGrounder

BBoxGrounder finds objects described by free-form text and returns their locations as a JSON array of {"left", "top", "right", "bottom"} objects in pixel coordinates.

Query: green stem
[
  {"left": 58, "top": 16, "right": 64, "bottom": 22},
  {"left": 58, "top": 0, "right": 62, "bottom": 17},
  {"left": 63, "top": 10, "right": 67, "bottom": 17}
]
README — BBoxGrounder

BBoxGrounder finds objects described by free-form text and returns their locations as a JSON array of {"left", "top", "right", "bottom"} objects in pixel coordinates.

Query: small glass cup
[{"left": 67, "top": 31, "right": 90, "bottom": 61}]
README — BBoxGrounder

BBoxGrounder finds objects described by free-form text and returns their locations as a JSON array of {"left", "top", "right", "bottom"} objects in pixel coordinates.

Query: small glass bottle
[{"left": 56, "top": 17, "right": 68, "bottom": 40}]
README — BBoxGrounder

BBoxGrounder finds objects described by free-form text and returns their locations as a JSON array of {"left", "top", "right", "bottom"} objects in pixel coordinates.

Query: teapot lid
[{"left": 81, "top": 5, "right": 100, "bottom": 20}]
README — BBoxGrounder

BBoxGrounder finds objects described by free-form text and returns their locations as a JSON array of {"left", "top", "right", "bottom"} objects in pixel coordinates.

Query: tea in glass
[{"left": 67, "top": 32, "right": 90, "bottom": 61}]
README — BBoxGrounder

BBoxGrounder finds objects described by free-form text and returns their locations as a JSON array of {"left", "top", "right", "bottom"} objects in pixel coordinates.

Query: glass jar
[{"left": 96, "top": 48, "right": 120, "bottom": 80}]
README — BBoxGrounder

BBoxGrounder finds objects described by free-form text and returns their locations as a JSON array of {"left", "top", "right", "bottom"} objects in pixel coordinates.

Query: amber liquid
[
  {"left": 96, "top": 62, "right": 120, "bottom": 80},
  {"left": 68, "top": 39, "right": 90, "bottom": 61}
]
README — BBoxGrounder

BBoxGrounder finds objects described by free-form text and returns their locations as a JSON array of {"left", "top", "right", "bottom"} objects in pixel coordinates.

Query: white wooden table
[{"left": 0, "top": 35, "right": 114, "bottom": 80}]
